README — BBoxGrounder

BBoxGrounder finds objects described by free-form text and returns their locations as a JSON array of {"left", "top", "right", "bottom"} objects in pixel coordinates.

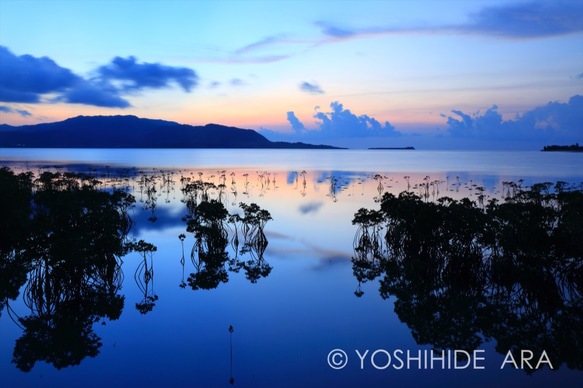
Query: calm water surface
[{"left": 1, "top": 149, "right": 582, "bottom": 388}]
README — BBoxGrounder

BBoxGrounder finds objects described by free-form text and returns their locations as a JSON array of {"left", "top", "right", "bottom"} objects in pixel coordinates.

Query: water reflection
[
  {"left": 229, "top": 324, "right": 235, "bottom": 385},
  {"left": 1, "top": 166, "right": 276, "bottom": 372},
  {"left": 182, "top": 177, "right": 273, "bottom": 290},
  {"left": 0, "top": 168, "right": 135, "bottom": 371},
  {"left": 351, "top": 183, "right": 583, "bottom": 373},
  {"left": 0, "top": 168, "right": 33, "bottom": 317},
  {"left": 2, "top": 157, "right": 581, "bottom": 385},
  {"left": 230, "top": 203, "right": 273, "bottom": 283},
  {"left": 186, "top": 199, "right": 231, "bottom": 290},
  {"left": 132, "top": 240, "right": 158, "bottom": 314}
]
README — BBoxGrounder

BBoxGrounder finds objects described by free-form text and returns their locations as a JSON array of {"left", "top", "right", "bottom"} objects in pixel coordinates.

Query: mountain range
[{"left": 0, "top": 115, "right": 341, "bottom": 149}]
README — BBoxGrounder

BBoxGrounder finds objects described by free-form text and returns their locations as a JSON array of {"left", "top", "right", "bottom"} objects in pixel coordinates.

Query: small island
[
  {"left": 368, "top": 147, "right": 415, "bottom": 150},
  {"left": 541, "top": 143, "right": 582, "bottom": 152}
]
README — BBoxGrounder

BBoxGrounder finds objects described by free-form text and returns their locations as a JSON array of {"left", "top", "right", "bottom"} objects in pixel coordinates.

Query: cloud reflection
[{"left": 299, "top": 202, "right": 323, "bottom": 215}]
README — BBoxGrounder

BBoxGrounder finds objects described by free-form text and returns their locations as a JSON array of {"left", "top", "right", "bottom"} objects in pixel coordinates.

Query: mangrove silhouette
[
  {"left": 352, "top": 182, "right": 583, "bottom": 373},
  {"left": 0, "top": 167, "right": 146, "bottom": 371},
  {"left": 181, "top": 177, "right": 273, "bottom": 290}
]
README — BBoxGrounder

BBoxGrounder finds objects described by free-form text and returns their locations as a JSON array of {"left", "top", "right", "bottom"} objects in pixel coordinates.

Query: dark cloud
[
  {"left": 0, "top": 88, "right": 40, "bottom": 103},
  {"left": 0, "top": 105, "right": 32, "bottom": 117},
  {"left": 313, "top": 101, "right": 400, "bottom": 138},
  {"left": 286, "top": 111, "right": 305, "bottom": 133},
  {"left": 0, "top": 46, "right": 79, "bottom": 103},
  {"left": 464, "top": 1, "right": 583, "bottom": 38},
  {"left": 61, "top": 81, "right": 131, "bottom": 108},
  {"left": 577, "top": 73, "right": 583, "bottom": 79},
  {"left": 97, "top": 56, "right": 198, "bottom": 92},
  {"left": 230, "top": 78, "right": 245, "bottom": 86},
  {"left": 443, "top": 95, "right": 583, "bottom": 143},
  {"left": 0, "top": 46, "right": 198, "bottom": 109},
  {"left": 299, "top": 82, "right": 324, "bottom": 95}
]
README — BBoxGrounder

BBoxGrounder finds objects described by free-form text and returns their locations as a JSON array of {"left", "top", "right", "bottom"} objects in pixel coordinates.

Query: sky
[{"left": 0, "top": 0, "right": 582, "bottom": 149}]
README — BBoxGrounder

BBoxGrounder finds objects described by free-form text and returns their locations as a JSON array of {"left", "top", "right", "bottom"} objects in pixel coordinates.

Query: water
[
  {"left": 1, "top": 149, "right": 582, "bottom": 388},
  {"left": 1, "top": 148, "right": 580, "bottom": 176}
]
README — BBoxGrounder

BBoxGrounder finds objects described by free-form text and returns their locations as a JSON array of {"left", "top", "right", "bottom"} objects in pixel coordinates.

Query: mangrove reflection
[
  {"left": 0, "top": 167, "right": 33, "bottom": 319},
  {"left": 1, "top": 165, "right": 277, "bottom": 371},
  {"left": 352, "top": 182, "right": 583, "bottom": 373},
  {"left": 0, "top": 169, "right": 138, "bottom": 372},
  {"left": 182, "top": 178, "right": 273, "bottom": 290},
  {"left": 229, "top": 324, "right": 235, "bottom": 385},
  {"left": 132, "top": 240, "right": 158, "bottom": 314}
]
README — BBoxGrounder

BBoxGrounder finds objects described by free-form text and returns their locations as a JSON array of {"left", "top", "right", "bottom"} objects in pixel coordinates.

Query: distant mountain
[{"left": 0, "top": 115, "right": 342, "bottom": 149}]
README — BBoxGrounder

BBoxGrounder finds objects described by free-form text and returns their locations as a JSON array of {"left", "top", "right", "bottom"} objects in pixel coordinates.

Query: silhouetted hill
[{"left": 0, "top": 115, "right": 342, "bottom": 149}]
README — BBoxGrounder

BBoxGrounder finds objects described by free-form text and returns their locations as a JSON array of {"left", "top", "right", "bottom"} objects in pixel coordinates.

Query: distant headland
[
  {"left": 0, "top": 115, "right": 344, "bottom": 149},
  {"left": 541, "top": 144, "right": 582, "bottom": 152}
]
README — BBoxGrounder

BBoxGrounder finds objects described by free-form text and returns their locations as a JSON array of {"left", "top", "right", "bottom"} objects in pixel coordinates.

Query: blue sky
[{"left": 0, "top": 0, "right": 582, "bottom": 149}]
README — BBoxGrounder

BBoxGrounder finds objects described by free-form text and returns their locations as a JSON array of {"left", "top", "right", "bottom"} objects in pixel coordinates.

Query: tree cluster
[{"left": 352, "top": 182, "right": 583, "bottom": 373}]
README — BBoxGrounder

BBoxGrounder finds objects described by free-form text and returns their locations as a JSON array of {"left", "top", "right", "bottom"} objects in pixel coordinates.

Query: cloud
[
  {"left": 206, "top": 1, "right": 581, "bottom": 68},
  {"left": 0, "top": 46, "right": 79, "bottom": 103},
  {"left": 313, "top": 101, "right": 400, "bottom": 138},
  {"left": 314, "top": 21, "right": 355, "bottom": 38},
  {"left": 230, "top": 78, "right": 245, "bottom": 86},
  {"left": 577, "top": 73, "right": 583, "bottom": 79},
  {"left": 97, "top": 56, "right": 198, "bottom": 92},
  {"left": 16, "top": 109, "right": 31, "bottom": 117},
  {"left": 226, "top": 54, "right": 291, "bottom": 64},
  {"left": 262, "top": 97, "right": 582, "bottom": 149},
  {"left": 202, "top": 1, "right": 583, "bottom": 69},
  {"left": 261, "top": 101, "right": 401, "bottom": 146},
  {"left": 235, "top": 35, "right": 286, "bottom": 55},
  {"left": 0, "top": 46, "right": 198, "bottom": 109},
  {"left": 314, "top": 1, "right": 583, "bottom": 42},
  {"left": 61, "top": 81, "right": 131, "bottom": 108},
  {"left": 463, "top": 1, "right": 583, "bottom": 38},
  {"left": 445, "top": 106, "right": 503, "bottom": 138},
  {"left": 228, "top": 33, "right": 307, "bottom": 64},
  {"left": 443, "top": 95, "right": 583, "bottom": 143},
  {"left": 0, "top": 105, "right": 32, "bottom": 117},
  {"left": 286, "top": 111, "right": 305, "bottom": 133},
  {"left": 299, "top": 81, "right": 324, "bottom": 95}
]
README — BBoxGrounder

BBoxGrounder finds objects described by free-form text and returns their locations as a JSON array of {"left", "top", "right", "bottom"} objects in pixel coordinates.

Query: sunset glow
[{"left": 1, "top": 0, "right": 582, "bottom": 149}]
